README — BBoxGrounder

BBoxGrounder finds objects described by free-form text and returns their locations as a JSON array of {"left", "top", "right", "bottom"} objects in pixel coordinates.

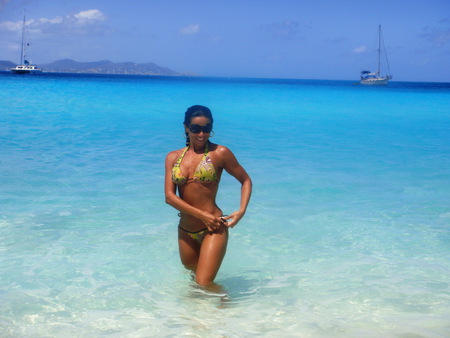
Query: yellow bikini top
[{"left": 172, "top": 142, "right": 218, "bottom": 185}]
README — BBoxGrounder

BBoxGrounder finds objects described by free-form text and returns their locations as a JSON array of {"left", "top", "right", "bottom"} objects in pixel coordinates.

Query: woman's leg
[
  {"left": 178, "top": 227, "right": 201, "bottom": 272},
  {"left": 195, "top": 225, "right": 229, "bottom": 286}
]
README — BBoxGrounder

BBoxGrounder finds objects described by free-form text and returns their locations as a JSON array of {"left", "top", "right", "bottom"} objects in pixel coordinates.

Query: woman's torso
[{"left": 172, "top": 142, "right": 224, "bottom": 231}]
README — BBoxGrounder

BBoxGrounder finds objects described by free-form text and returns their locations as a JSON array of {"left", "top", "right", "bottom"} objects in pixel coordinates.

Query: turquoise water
[{"left": 1, "top": 73, "right": 450, "bottom": 337}]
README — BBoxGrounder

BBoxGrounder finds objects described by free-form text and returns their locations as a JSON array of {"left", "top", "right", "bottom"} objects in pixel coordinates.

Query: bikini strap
[
  {"left": 174, "top": 146, "right": 189, "bottom": 166},
  {"left": 203, "top": 142, "right": 210, "bottom": 157}
]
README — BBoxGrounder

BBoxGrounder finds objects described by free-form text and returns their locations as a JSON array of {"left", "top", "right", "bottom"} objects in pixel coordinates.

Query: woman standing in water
[{"left": 165, "top": 105, "right": 252, "bottom": 288}]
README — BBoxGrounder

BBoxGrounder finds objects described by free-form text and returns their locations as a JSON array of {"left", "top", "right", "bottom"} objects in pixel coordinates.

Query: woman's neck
[{"left": 190, "top": 141, "right": 209, "bottom": 153}]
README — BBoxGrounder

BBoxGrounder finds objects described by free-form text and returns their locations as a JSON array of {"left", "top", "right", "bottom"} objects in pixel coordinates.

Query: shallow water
[{"left": 1, "top": 73, "right": 450, "bottom": 336}]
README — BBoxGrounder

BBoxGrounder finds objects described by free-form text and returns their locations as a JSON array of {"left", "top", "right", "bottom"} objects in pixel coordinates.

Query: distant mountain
[
  {"left": 0, "top": 59, "right": 184, "bottom": 76},
  {"left": 0, "top": 60, "right": 16, "bottom": 71}
]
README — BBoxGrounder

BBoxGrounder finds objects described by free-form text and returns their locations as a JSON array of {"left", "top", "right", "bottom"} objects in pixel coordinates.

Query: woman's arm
[{"left": 220, "top": 147, "right": 252, "bottom": 228}]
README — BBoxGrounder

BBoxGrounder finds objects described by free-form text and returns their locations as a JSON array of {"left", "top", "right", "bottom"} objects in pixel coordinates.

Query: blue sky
[{"left": 1, "top": 0, "right": 449, "bottom": 82}]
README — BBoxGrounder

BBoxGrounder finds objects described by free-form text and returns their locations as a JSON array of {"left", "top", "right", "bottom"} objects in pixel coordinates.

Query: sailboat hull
[
  {"left": 11, "top": 65, "right": 43, "bottom": 74},
  {"left": 360, "top": 77, "right": 389, "bottom": 85}
]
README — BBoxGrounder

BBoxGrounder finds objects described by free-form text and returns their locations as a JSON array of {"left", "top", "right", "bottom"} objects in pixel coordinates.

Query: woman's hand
[
  {"left": 200, "top": 212, "right": 226, "bottom": 232},
  {"left": 222, "top": 211, "right": 245, "bottom": 228}
]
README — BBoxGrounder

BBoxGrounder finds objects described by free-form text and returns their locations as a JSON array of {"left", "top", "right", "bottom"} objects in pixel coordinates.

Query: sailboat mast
[
  {"left": 380, "top": 25, "right": 392, "bottom": 78},
  {"left": 377, "top": 25, "right": 381, "bottom": 75},
  {"left": 20, "top": 13, "right": 26, "bottom": 64}
]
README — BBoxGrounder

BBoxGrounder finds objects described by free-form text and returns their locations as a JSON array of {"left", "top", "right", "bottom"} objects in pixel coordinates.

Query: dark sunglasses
[{"left": 188, "top": 123, "right": 213, "bottom": 134}]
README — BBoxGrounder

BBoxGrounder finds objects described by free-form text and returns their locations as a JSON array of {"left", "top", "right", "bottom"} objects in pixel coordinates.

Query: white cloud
[
  {"left": 0, "top": 9, "right": 108, "bottom": 36},
  {"left": 0, "top": 20, "right": 22, "bottom": 31},
  {"left": 352, "top": 45, "right": 368, "bottom": 54},
  {"left": 73, "top": 9, "right": 106, "bottom": 26},
  {"left": 39, "top": 17, "right": 64, "bottom": 25},
  {"left": 179, "top": 24, "right": 200, "bottom": 35}
]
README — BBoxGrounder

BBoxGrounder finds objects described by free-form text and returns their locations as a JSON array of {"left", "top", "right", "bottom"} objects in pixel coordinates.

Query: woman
[{"left": 165, "top": 105, "right": 252, "bottom": 288}]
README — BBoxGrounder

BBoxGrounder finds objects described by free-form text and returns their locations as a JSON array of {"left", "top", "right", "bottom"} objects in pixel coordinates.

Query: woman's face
[{"left": 185, "top": 116, "right": 212, "bottom": 148}]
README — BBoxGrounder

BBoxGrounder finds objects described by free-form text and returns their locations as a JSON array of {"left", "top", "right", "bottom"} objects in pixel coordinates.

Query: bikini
[
  {"left": 178, "top": 226, "right": 208, "bottom": 243},
  {"left": 172, "top": 142, "right": 218, "bottom": 185},
  {"left": 172, "top": 142, "right": 218, "bottom": 243}
]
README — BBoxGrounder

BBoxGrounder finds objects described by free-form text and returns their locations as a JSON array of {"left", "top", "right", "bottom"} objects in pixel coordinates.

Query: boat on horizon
[
  {"left": 11, "top": 12, "right": 43, "bottom": 74},
  {"left": 360, "top": 25, "right": 392, "bottom": 85}
]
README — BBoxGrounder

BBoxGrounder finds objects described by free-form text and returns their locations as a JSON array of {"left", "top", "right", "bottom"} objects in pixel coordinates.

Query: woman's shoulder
[
  {"left": 166, "top": 147, "right": 186, "bottom": 162},
  {"left": 209, "top": 142, "right": 229, "bottom": 153},
  {"left": 210, "top": 143, "right": 235, "bottom": 160}
]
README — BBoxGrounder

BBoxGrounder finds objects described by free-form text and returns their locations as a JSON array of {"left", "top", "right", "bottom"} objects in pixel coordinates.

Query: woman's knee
[{"left": 195, "top": 274, "right": 213, "bottom": 286}]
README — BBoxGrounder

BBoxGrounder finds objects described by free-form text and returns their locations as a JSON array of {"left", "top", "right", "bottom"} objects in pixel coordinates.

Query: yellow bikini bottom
[{"left": 179, "top": 225, "right": 207, "bottom": 243}]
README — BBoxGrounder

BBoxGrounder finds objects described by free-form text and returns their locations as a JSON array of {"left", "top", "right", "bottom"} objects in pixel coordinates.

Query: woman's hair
[{"left": 183, "top": 105, "right": 213, "bottom": 146}]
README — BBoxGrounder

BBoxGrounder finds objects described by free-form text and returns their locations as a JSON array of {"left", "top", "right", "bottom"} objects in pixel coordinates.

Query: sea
[{"left": 1, "top": 72, "right": 449, "bottom": 337}]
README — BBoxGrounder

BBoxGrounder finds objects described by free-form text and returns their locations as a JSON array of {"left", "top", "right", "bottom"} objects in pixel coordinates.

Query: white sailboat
[
  {"left": 11, "top": 13, "right": 42, "bottom": 74},
  {"left": 360, "top": 25, "right": 391, "bottom": 85}
]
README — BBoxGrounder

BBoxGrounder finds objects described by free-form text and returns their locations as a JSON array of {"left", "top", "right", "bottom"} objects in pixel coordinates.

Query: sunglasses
[{"left": 188, "top": 123, "right": 213, "bottom": 134}]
